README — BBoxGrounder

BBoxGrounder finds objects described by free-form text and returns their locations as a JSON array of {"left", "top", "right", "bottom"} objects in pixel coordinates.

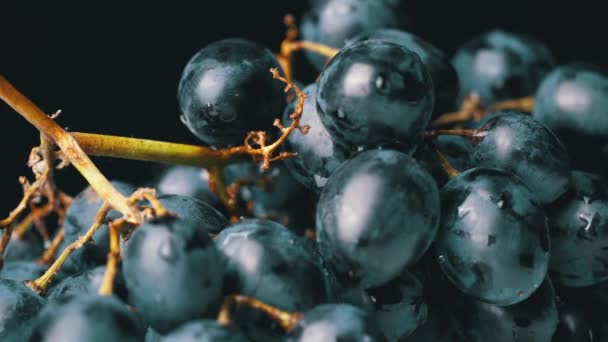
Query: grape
[
  {"left": 435, "top": 168, "right": 550, "bottom": 305},
  {"left": 452, "top": 29, "right": 556, "bottom": 105},
  {"left": 156, "top": 165, "right": 223, "bottom": 212},
  {"left": 46, "top": 265, "right": 128, "bottom": 303},
  {"left": 452, "top": 277, "right": 558, "bottom": 342},
  {"left": 215, "top": 219, "right": 327, "bottom": 340},
  {"left": 365, "top": 270, "right": 427, "bottom": 340},
  {"left": 282, "top": 83, "right": 348, "bottom": 193},
  {"left": 0, "top": 279, "right": 46, "bottom": 340},
  {"left": 177, "top": 38, "right": 285, "bottom": 148},
  {"left": 60, "top": 180, "right": 136, "bottom": 274},
  {"left": 160, "top": 320, "right": 248, "bottom": 342},
  {"left": 552, "top": 294, "right": 595, "bottom": 342},
  {"left": 533, "top": 63, "right": 608, "bottom": 174},
  {"left": 347, "top": 29, "right": 459, "bottom": 117},
  {"left": 28, "top": 295, "right": 143, "bottom": 341},
  {"left": 316, "top": 40, "right": 434, "bottom": 151},
  {"left": 0, "top": 229, "right": 43, "bottom": 263},
  {"left": 154, "top": 194, "right": 229, "bottom": 235},
  {"left": 123, "top": 216, "right": 224, "bottom": 334},
  {"left": 301, "top": 0, "right": 412, "bottom": 70},
  {"left": 316, "top": 149, "right": 440, "bottom": 288},
  {"left": 215, "top": 219, "right": 327, "bottom": 311},
  {"left": 286, "top": 304, "right": 386, "bottom": 341},
  {"left": 545, "top": 171, "right": 608, "bottom": 287},
  {"left": 470, "top": 111, "right": 571, "bottom": 204},
  {"left": 0, "top": 260, "right": 46, "bottom": 282}
]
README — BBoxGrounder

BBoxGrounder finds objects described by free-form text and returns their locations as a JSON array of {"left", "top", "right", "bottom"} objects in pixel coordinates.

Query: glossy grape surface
[
  {"left": 47, "top": 265, "right": 128, "bottom": 303},
  {"left": 470, "top": 111, "right": 571, "bottom": 204},
  {"left": 301, "top": 0, "right": 411, "bottom": 70},
  {"left": 123, "top": 216, "right": 223, "bottom": 334},
  {"left": 436, "top": 168, "right": 550, "bottom": 305},
  {"left": 215, "top": 219, "right": 327, "bottom": 311},
  {"left": 156, "top": 166, "right": 223, "bottom": 212},
  {"left": 365, "top": 270, "right": 427, "bottom": 340},
  {"left": 546, "top": 171, "right": 608, "bottom": 287},
  {"left": 282, "top": 83, "right": 348, "bottom": 193},
  {"left": 160, "top": 320, "right": 249, "bottom": 342},
  {"left": 29, "top": 295, "right": 142, "bottom": 342},
  {"left": 347, "top": 29, "right": 459, "bottom": 117},
  {"left": 533, "top": 63, "right": 608, "bottom": 173},
  {"left": 178, "top": 38, "right": 285, "bottom": 147},
  {"left": 453, "top": 277, "right": 558, "bottom": 342},
  {"left": 453, "top": 29, "right": 556, "bottom": 105},
  {"left": 317, "top": 149, "right": 440, "bottom": 288},
  {"left": 317, "top": 40, "right": 434, "bottom": 151},
  {"left": 287, "top": 304, "right": 386, "bottom": 341}
]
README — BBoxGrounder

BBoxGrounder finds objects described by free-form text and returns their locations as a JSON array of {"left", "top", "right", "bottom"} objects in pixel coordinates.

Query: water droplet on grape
[
  {"left": 438, "top": 255, "right": 446, "bottom": 263},
  {"left": 159, "top": 240, "right": 177, "bottom": 263},
  {"left": 337, "top": 108, "right": 346, "bottom": 119}
]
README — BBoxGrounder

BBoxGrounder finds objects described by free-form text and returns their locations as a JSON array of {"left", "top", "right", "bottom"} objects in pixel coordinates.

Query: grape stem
[
  {"left": 98, "top": 218, "right": 124, "bottom": 296},
  {"left": 428, "top": 141, "right": 461, "bottom": 178},
  {"left": 0, "top": 75, "right": 142, "bottom": 225},
  {"left": 276, "top": 14, "right": 339, "bottom": 81},
  {"left": 431, "top": 94, "right": 536, "bottom": 127},
  {"left": 37, "top": 226, "right": 65, "bottom": 265},
  {"left": 217, "top": 294, "right": 303, "bottom": 332}
]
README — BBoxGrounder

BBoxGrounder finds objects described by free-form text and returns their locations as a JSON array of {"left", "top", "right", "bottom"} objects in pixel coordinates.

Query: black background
[{"left": 1, "top": 1, "right": 607, "bottom": 210}]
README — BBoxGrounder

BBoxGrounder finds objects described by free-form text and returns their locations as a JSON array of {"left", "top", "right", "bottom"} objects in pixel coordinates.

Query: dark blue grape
[
  {"left": 215, "top": 219, "right": 326, "bottom": 340},
  {"left": 155, "top": 194, "right": 229, "bottom": 235},
  {"left": 160, "top": 320, "right": 248, "bottom": 342},
  {"left": 282, "top": 83, "right": 348, "bottom": 194},
  {"left": 215, "top": 219, "right": 327, "bottom": 311},
  {"left": 123, "top": 216, "right": 223, "bottom": 334},
  {"left": 46, "top": 265, "right": 128, "bottom": 303},
  {"left": 28, "top": 295, "right": 142, "bottom": 342},
  {"left": 453, "top": 277, "right": 558, "bottom": 342},
  {"left": 0, "top": 260, "right": 45, "bottom": 282},
  {"left": 347, "top": 29, "right": 459, "bottom": 117},
  {"left": 177, "top": 38, "right": 285, "bottom": 148},
  {"left": 545, "top": 171, "right": 608, "bottom": 287},
  {"left": 533, "top": 63, "right": 608, "bottom": 174},
  {"left": 317, "top": 149, "right": 440, "bottom": 288},
  {"left": 60, "top": 180, "right": 136, "bottom": 275},
  {"left": 365, "top": 270, "right": 427, "bottom": 340},
  {"left": 301, "top": 0, "right": 412, "bottom": 70},
  {"left": 156, "top": 165, "right": 223, "bottom": 212},
  {"left": 0, "top": 279, "right": 46, "bottom": 340},
  {"left": 316, "top": 40, "right": 435, "bottom": 151},
  {"left": 0, "top": 228, "right": 43, "bottom": 263},
  {"left": 470, "top": 111, "right": 571, "bottom": 204},
  {"left": 552, "top": 295, "right": 595, "bottom": 342},
  {"left": 452, "top": 29, "right": 556, "bottom": 105},
  {"left": 286, "top": 304, "right": 386, "bottom": 341},
  {"left": 436, "top": 168, "right": 550, "bottom": 305}
]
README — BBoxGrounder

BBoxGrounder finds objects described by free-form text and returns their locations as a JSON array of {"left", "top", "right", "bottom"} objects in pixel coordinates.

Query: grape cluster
[{"left": 1, "top": 0, "right": 608, "bottom": 341}]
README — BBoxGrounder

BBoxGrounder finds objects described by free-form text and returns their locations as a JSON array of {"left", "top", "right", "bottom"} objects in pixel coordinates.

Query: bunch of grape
[{"left": 1, "top": 0, "right": 607, "bottom": 341}]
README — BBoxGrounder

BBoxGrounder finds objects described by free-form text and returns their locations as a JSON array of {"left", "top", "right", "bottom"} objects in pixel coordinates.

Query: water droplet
[
  {"left": 159, "top": 240, "right": 178, "bottom": 263},
  {"left": 337, "top": 108, "right": 346, "bottom": 119},
  {"left": 154, "top": 293, "right": 163, "bottom": 304},
  {"left": 583, "top": 196, "right": 591, "bottom": 204},
  {"left": 357, "top": 146, "right": 364, "bottom": 152},
  {"left": 496, "top": 200, "right": 504, "bottom": 208},
  {"left": 438, "top": 255, "right": 447, "bottom": 264},
  {"left": 457, "top": 205, "right": 470, "bottom": 219},
  {"left": 179, "top": 114, "right": 189, "bottom": 125},
  {"left": 375, "top": 75, "right": 387, "bottom": 91}
]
